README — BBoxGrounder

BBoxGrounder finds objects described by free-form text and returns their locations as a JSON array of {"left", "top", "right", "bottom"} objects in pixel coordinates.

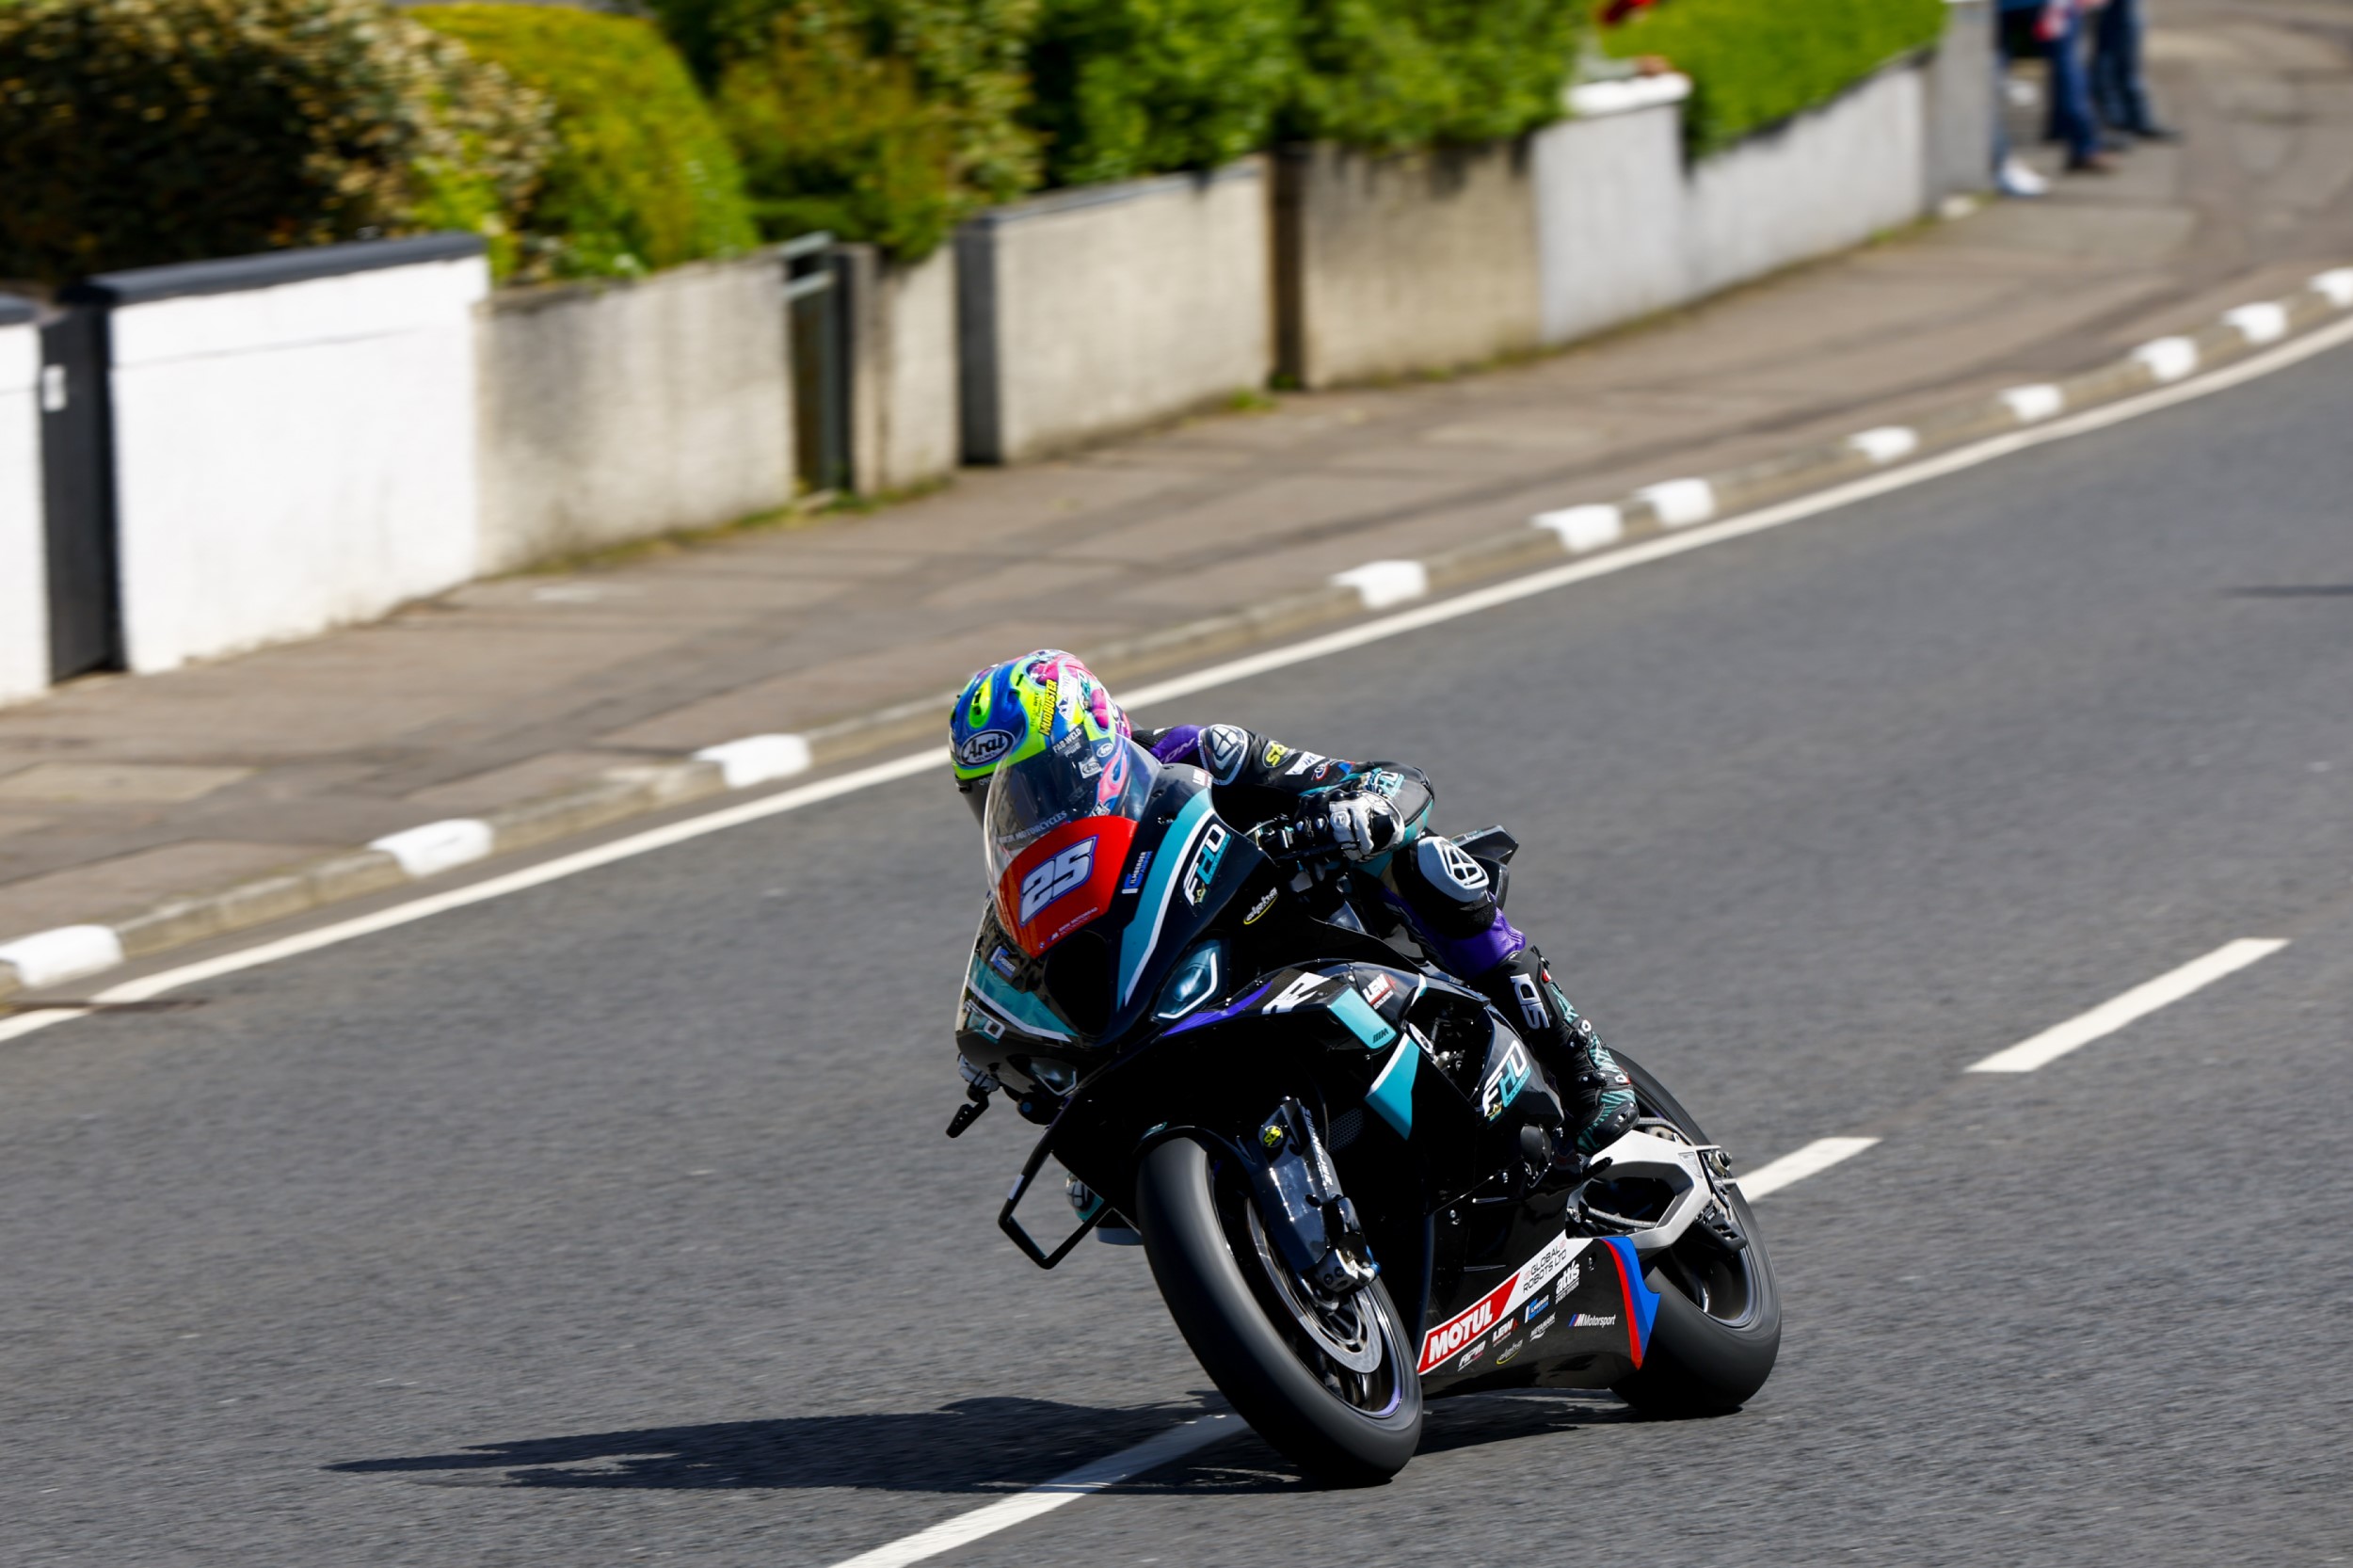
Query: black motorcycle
[{"left": 950, "top": 734, "right": 1779, "bottom": 1484}]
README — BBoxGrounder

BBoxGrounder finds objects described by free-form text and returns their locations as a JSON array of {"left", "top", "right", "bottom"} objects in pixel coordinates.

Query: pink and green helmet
[{"left": 951, "top": 649, "right": 1131, "bottom": 814}]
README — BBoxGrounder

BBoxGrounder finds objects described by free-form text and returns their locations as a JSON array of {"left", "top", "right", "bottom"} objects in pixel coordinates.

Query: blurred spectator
[
  {"left": 1996, "top": 0, "right": 2109, "bottom": 186},
  {"left": 2091, "top": 0, "right": 2177, "bottom": 139}
]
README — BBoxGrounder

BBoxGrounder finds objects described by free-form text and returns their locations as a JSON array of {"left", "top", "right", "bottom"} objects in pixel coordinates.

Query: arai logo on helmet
[{"left": 958, "top": 728, "right": 1016, "bottom": 768}]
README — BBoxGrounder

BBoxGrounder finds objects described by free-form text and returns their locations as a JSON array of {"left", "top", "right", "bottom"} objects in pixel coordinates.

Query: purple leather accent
[
  {"left": 1151, "top": 726, "right": 1204, "bottom": 765},
  {"left": 1384, "top": 888, "right": 1526, "bottom": 980}
]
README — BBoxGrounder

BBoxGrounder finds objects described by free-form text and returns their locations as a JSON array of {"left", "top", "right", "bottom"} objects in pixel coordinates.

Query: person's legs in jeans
[
  {"left": 2047, "top": 6, "right": 2104, "bottom": 166},
  {"left": 2093, "top": 0, "right": 2169, "bottom": 135}
]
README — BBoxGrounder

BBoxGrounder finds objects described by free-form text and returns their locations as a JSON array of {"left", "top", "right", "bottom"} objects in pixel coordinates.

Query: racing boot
[{"left": 1478, "top": 948, "right": 1637, "bottom": 1159}]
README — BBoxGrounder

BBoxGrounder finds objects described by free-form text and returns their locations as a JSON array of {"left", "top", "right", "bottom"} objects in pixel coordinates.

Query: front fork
[{"left": 1247, "top": 1098, "right": 1380, "bottom": 1295}]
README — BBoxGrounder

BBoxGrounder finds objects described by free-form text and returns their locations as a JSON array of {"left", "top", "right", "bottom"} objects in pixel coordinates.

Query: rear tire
[
  {"left": 1607, "top": 1054, "right": 1782, "bottom": 1416},
  {"left": 1134, "top": 1136, "right": 1422, "bottom": 1484}
]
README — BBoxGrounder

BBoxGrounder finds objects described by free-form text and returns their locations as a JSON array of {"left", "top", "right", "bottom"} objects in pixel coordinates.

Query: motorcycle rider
[{"left": 950, "top": 649, "right": 1637, "bottom": 1159}]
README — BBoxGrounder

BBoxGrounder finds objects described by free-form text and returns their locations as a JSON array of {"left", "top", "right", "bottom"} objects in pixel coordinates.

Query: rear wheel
[
  {"left": 1606, "top": 1054, "right": 1782, "bottom": 1416},
  {"left": 1134, "top": 1136, "right": 1422, "bottom": 1485}
]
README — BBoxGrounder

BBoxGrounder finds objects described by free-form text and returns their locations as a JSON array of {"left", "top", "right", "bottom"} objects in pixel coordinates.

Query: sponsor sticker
[
  {"left": 1361, "top": 971, "right": 1397, "bottom": 1007},
  {"left": 1285, "top": 751, "right": 1327, "bottom": 776},
  {"left": 1496, "top": 1340, "right": 1525, "bottom": 1368},
  {"left": 1455, "top": 1336, "right": 1487, "bottom": 1371},
  {"left": 1532, "top": 1317, "right": 1554, "bottom": 1341},
  {"left": 1119, "top": 849, "right": 1153, "bottom": 894},
  {"left": 1566, "top": 1314, "right": 1619, "bottom": 1330},
  {"left": 1418, "top": 1230, "right": 1584, "bottom": 1373},
  {"left": 1242, "top": 887, "right": 1278, "bottom": 924},
  {"left": 1511, "top": 973, "right": 1549, "bottom": 1032},
  {"left": 1182, "top": 822, "right": 1230, "bottom": 906},
  {"left": 1479, "top": 1039, "right": 1534, "bottom": 1121},
  {"left": 1522, "top": 1296, "right": 1550, "bottom": 1324},
  {"left": 1262, "top": 742, "right": 1289, "bottom": 768},
  {"left": 987, "top": 946, "right": 1018, "bottom": 980},
  {"left": 957, "top": 728, "right": 1015, "bottom": 769}
]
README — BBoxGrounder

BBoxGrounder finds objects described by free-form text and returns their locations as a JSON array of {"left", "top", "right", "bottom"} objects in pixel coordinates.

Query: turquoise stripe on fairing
[
  {"left": 1366, "top": 1039, "right": 1418, "bottom": 1136},
  {"left": 1327, "top": 988, "right": 1396, "bottom": 1049},
  {"left": 1118, "top": 790, "right": 1216, "bottom": 1004},
  {"left": 967, "top": 957, "right": 1072, "bottom": 1041}
]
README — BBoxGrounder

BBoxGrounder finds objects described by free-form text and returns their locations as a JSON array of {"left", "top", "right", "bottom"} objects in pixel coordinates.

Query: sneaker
[{"left": 1998, "top": 156, "right": 2051, "bottom": 198}]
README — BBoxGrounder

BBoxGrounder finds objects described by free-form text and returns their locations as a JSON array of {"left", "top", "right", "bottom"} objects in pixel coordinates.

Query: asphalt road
[{"left": 8, "top": 342, "right": 2353, "bottom": 1567}]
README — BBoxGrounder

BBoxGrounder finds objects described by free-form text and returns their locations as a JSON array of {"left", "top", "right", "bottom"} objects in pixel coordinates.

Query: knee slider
[{"left": 1393, "top": 834, "right": 1499, "bottom": 939}]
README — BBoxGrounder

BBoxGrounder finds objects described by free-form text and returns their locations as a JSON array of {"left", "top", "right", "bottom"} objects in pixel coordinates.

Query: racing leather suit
[{"left": 1140, "top": 723, "right": 1637, "bottom": 1154}]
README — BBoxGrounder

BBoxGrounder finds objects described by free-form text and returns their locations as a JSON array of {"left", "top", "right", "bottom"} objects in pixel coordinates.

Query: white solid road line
[
  {"left": 5, "top": 312, "right": 2350, "bottom": 1048},
  {"left": 825, "top": 1412, "right": 1244, "bottom": 1568},
  {"left": 823, "top": 1126, "right": 1881, "bottom": 1568},
  {"left": 1733, "top": 1137, "right": 1882, "bottom": 1199},
  {"left": 1965, "top": 937, "right": 2287, "bottom": 1074}
]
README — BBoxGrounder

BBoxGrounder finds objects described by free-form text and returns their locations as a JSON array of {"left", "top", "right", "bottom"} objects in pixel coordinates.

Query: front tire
[
  {"left": 1608, "top": 1054, "right": 1783, "bottom": 1416},
  {"left": 1134, "top": 1136, "right": 1422, "bottom": 1485}
]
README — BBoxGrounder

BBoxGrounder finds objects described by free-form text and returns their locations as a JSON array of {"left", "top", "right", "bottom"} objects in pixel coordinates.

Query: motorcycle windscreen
[{"left": 986, "top": 735, "right": 1157, "bottom": 957}]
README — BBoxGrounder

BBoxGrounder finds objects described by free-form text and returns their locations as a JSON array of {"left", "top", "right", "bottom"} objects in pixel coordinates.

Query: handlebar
[{"left": 1258, "top": 809, "right": 1337, "bottom": 860}]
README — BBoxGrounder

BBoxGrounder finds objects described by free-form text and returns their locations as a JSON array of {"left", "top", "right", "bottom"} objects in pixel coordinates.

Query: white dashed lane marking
[{"left": 1966, "top": 937, "right": 2287, "bottom": 1074}]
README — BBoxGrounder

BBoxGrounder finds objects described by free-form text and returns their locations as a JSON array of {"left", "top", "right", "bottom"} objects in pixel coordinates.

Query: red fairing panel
[{"left": 998, "top": 816, "right": 1140, "bottom": 957}]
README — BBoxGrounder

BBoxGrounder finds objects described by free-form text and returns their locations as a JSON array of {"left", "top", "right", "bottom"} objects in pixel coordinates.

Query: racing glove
[{"left": 1326, "top": 790, "right": 1404, "bottom": 860}]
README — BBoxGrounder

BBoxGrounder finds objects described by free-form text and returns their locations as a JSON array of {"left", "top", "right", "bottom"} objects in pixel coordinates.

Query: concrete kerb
[{"left": 4, "top": 267, "right": 2349, "bottom": 1005}]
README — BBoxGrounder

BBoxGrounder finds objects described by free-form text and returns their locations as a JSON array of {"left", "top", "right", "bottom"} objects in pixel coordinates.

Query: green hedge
[
  {"left": 659, "top": 0, "right": 1037, "bottom": 262},
  {"left": 0, "top": 0, "right": 550, "bottom": 284},
  {"left": 1025, "top": 0, "right": 1295, "bottom": 187},
  {"left": 1287, "top": 0, "right": 1585, "bottom": 151},
  {"left": 1600, "top": 0, "right": 1948, "bottom": 154},
  {"left": 414, "top": 5, "right": 757, "bottom": 280}
]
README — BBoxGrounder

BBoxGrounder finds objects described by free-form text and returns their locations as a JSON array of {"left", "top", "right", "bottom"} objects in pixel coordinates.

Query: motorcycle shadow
[{"left": 327, "top": 1390, "right": 1632, "bottom": 1496}]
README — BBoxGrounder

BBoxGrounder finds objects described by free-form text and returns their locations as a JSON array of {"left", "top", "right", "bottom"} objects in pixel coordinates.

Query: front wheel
[
  {"left": 1133, "top": 1136, "right": 1422, "bottom": 1485},
  {"left": 1607, "top": 1053, "right": 1783, "bottom": 1416}
]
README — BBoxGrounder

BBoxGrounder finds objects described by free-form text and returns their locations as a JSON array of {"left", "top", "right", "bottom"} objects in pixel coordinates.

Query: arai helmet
[{"left": 950, "top": 649, "right": 1130, "bottom": 821}]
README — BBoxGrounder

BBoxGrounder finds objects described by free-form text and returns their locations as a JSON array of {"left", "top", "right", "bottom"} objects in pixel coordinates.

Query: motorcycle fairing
[
  {"left": 1416, "top": 1229, "right": 1660, "bottom": 1393},
  {"left": 998, "top": 814, "right": 1140, "bottom": 957}
]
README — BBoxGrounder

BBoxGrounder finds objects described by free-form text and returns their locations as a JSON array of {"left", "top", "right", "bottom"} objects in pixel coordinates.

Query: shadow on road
[
  {"left": 2228, "top": 585, "right": 2353, "bottom": 597},
  {"left": 328, "top": 1388, "right": 1631, "bottom": 1495}
]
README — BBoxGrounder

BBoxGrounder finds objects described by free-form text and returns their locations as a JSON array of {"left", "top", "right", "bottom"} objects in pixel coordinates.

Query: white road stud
[
  {"left": 1332, "top": 559, "right": 1431, "bottom": 610},
  {"left": 1531, "top": 504, "right": 1625, "bottom": 553},
  {"left": 0, "top": 924, "right": 127, "bottom": 989},
  {"left": 695, "top": 734, "right": 814, "bottom": 789},
  {"left": 1999, "top": 384, "right": 2065, "bottom": 424},
  {"left": 1848, "top": 426, "right": 1921, "bottom": 464},
  {"left": 369, "top": 819, "right": 496, "bottom": 879},
  {"left": 2133, "top": 337, "right": 2200, "bottom": 384},
  {"left": 1636, "top": 477, "right": 1718, "bottom": 528},
  {"left": 2222, "top": 302, "right": 2288, "bottom": 345}
]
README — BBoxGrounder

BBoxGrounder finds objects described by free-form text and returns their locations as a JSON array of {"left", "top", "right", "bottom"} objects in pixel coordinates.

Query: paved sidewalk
[{"left": 3, "top": 0, "right": 2350, "bottom": 945}]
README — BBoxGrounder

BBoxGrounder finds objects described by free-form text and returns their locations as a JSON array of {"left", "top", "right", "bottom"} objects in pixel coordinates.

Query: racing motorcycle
[{"left": 948, "top": 734, "right": 1780, "bottom": 1484}]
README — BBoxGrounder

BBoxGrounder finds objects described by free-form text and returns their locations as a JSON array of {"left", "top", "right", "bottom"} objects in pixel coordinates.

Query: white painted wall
[
  {"left": 961, "top": 160, "right": 1272, "bottom": 462},
  {"left": 1685, "top": 64, "right": 1928, "bottom": 296},
  {"left": 1533, "top": 63, "right": 1931, "bottom": 348},
  {"left": 849, "top": 243, "right": 958, "bottom": 493},
  {"left": 1534, "top": 78, "right": 1693, "bottom": 346},
  {"left": 107, "top": 253, "right": 487, "bottom": 672},
  {"left": 0, "top": 311, "right": 45, "bottom": 705},
  {"left": 475, "top": 252, "right": 793, "bottom": 574}
]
